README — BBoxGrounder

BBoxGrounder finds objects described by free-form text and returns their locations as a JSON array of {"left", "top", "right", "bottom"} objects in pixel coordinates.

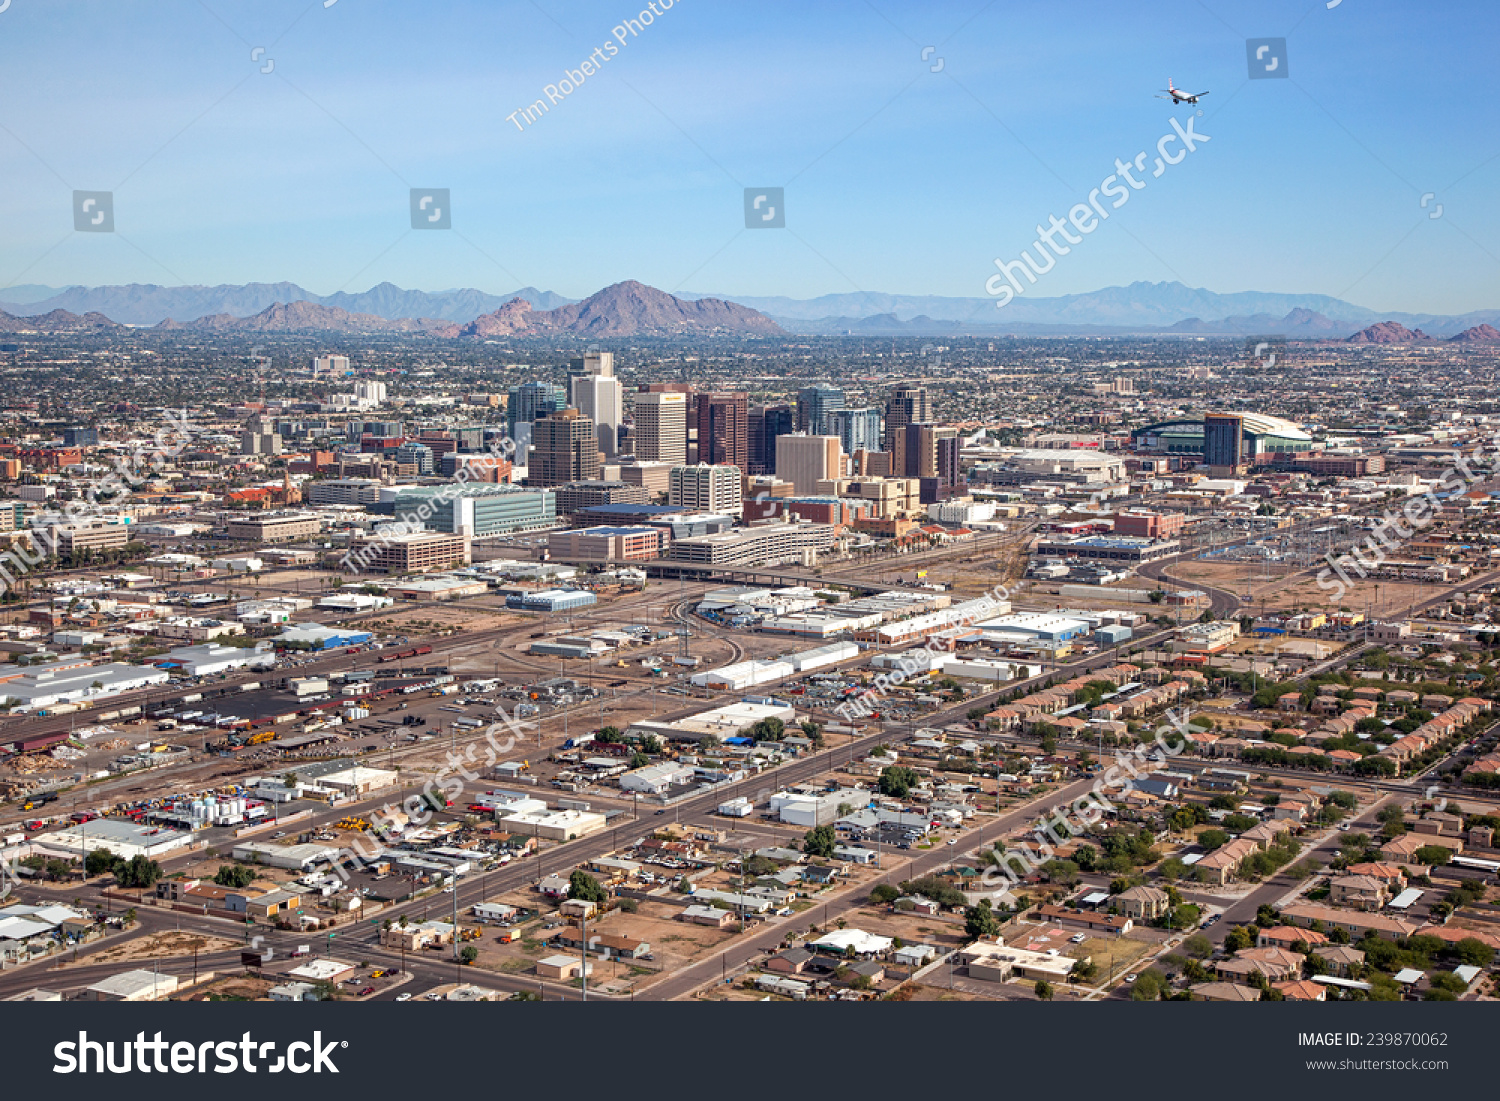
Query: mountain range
[{"left": 2, "top": 279, "right": 1499, "bottom": 339}]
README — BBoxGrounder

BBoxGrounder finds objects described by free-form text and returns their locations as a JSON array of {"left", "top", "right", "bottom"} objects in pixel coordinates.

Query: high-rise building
[
  {"left": 394, "top": 441, "right": 434, "bottom": 475},
  {"left": 669, "top": 463, "right": 743, "bottom": 517},
  {"left": 777, "top": 435, "right": 844, "bottom": 496},
  {"left": 241, "top": 415, "right": 282, "bottom": 456},
  {"left": 1203, "top": 413, "right": 1246, "bottom": 474},
  {"left": 797, "top": 384, "right": 845, "bottom": 435},
  {"left": 749, "top": 403, "right": 795, "bottom": 476},
  {"left": 900, "top": 422, "right": 960, "bottom": 480},
  {"left": 632, "top": 391, "right": 688, "bottom": 464},
  {"left": 312, "top": 354, "right": 351, "bottom": 375},
  {"left": 569, "top": 353, "right": 622, "bottom": 458},
  {"left": 352, "top": 380, "right": 387, "bottom": 406},
  {"left": 885, "top": 385, "right": 931, "bottom": 476},
  {"left": 529, "top": 408, "right": 601, "bottom": 487},
  {"left": 507, "top": 381, "right": 566, "bottom": 441},
  {"left": 695, "top": 392, "right": 748, "bottom": 471},
  {"left": 62, "top": 427, "right": 99, "bottom": 448},
  {"left": 827, "top": 408, "right": 882, "bottom": 456}
]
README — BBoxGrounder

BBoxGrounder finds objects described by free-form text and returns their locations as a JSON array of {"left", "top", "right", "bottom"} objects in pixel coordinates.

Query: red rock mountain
[
  {"left": 1449, "top": 324, "right": 1500, "bottom": 342},
  {"left": 1346, "top": 321, "right": 1430, "bottom": 344},
  {"left": 459, "top": 281, "right": 781, "bottom": 338}
]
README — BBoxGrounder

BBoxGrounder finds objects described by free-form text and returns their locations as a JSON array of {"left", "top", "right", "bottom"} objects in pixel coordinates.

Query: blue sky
[{"left": 1, "top": 0, "right": 1496, "bottom": 313}]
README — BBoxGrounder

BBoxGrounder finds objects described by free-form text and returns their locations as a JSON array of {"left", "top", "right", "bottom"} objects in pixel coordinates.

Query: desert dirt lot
[
  {"left": 465, "top": 894, "right": 738, "bottom": 995},
  {"left": 63, "top": 928, "right": 240, "bottom": 968},
  {"left": 1171, "top": 558, "right": 1438, "bottom": 617}
]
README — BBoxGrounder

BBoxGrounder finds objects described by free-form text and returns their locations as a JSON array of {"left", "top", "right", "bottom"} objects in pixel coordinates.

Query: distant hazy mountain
[
  {"left": 0, "top": 282, "right": 573, "bottom": 326},
  {"left": 686, "top": 281, "right": 1385, "bottom": 328},
  {"left": 460, "top": 281, "right": 781, "bottom": 338},
  {"left": 0, "top": 307, "right": 123, "bottom": 333},
  {"left": 5, "top": 277, "right": 1497, "bottom": 337},
  {"left": 0, "top": 284, "right": 76, "bottom": 305},
  {"left": 159, "top": 301, "right": 457, "bottom": 335}
]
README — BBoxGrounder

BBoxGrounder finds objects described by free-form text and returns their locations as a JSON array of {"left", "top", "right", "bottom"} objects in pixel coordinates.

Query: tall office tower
[
  {"left": 885, "top": 385, "right": 932, "bottom": 475},
  {"left": 352, "top": 380, "right": 388, "bottom": 407},
  {"left": 569, "top": 353, "right": 622, "bottom": 458},
  {"left": 1203, "top": 412, "right": 1246, "bottom": 475},
  {"left": 394, "top": 441, "right": 435, "bottom": 475},
  {"left": 749, "top": 403, "right": 794, "bottom": 476},
  {"left": 901, "top": 422, "right": 961, "bottom": 479},
  {"left": 796, "top": 384, "right": 845, "bottom": 435},
  {"left": 777, "top": 434, "right": 845, "bottom": 496},
  {"left": 827, "top": 407, "right": 882, "bottom": 457},
  {"left": 529, "top": 408, "right": 600, "bottom": 487},
  {"left": 240, "top": 415, "right": 282, "bottom": 455},
  {"left": 695, "top": 392, "right": 749, "bottom": 471},
  {"left": 669, "top": 463, "right": 743, "bottom": 517},
  {"left": 632, "top": 391, "right": 688, "bottom": 464},
  {"left": 312, "top": 354, "right": 351, "bottom": 376},
  {"left": 934, "top": 426, "right": 961, "bottom": 487},
  {"left": 507, "top": 380, "right": 566, "bottom": 442}
]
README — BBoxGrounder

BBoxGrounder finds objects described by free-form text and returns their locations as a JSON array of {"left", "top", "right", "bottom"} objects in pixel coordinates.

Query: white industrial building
[
  {"left": 230, "top": 841, "right": 341, "bottom": 871},
  {"left": 497, "top": 808, "right": 606, "bottom": 841},
  {"left": 161, "top": 641, "right": 277, "bottom": 676},
  {"left": 690, "top": 642, "right": 856, "bottom": 691},
  {"left": 40, "top": 818, "right": 192, "bottom": 860},
  {"left": 619, "top": 761, "right": 696, "bottom": 794},
  {"left": 626, "top": 700, "right": 797, "bottom": 745},
  {"left": 87, "top": 969, "right": 180, "bottom": 1001},
  {"left": 770, "top": 787, "right": 871, "bottom": 827},
  {"left": 873, "top": 595, "right": 1012, "bottom": 646},
  {"left": 0, "top": 660, "right": 170, "bottom": 710}
]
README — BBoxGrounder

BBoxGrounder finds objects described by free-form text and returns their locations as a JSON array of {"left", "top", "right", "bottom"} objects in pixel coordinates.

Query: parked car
[{"left": 395, "top": 993, "right": 412, "bottom": 1002}]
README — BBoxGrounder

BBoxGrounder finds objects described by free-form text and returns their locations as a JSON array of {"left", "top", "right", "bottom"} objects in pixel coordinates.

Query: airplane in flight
[{"left": 1156, "top": 79, "right": 1208, "bottom": 105}]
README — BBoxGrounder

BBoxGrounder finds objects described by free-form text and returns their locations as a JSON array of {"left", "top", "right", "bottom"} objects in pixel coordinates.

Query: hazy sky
[{"left": 1, "top": 0, "right": 1496, "bottom": 312}]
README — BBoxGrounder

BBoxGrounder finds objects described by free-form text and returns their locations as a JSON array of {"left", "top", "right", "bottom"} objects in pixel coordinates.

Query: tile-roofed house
[
  {"left": 1274, "top": 979, "right": 1327, "bottom": 1001},
  {"left": 1191, "top": 981, "right": 1262, "bottom": 1002},
  {"left": 1329, "top": 875, "right": 1390, "bottom": 911},
  {"left": 1258, "top": 925, "right": 1328, "bottom": 950},
  {"left": 1311, "top": 944, "right": 1365, "bottom": 977}
]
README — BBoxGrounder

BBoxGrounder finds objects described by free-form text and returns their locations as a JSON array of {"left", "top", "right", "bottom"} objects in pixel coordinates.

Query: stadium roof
[{"left": 1133, "top": 412, "right": 1313, "bottom": 441}]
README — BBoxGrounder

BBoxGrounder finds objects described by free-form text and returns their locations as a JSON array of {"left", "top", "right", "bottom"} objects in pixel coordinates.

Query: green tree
[
  {"left": 803, "top": 825, "right": 838, "bottom": 858},
  {"left": 115, "top": 855, "right": 162, "bottom": 889},
  {"left": 84, "top": 848, "right": 118, "bottom": 877},
  {"left": 1034, "top": 979, "right": 1054, "bottom": 1000},
  {"left": 869, "top": 883, "right": 900, "bottom": 905},
  {"left": 213, "top": 864, "right": 257, "bottom": 889},
  {"left": 459, "top": 945, "right": 478, "bottom": 965},
  {"left": 1224, "top": 925, "right": 1256, "bottom": 952},
  {"left": 567, "top": 870, "right": 607, "bottom": 904},
  {"left": 964, "top": 901, "right": 1001, "bottom": 939},
  {"left": 1182, "top": 934, "right": 1213, "bottom": 960},
  {"left": 877, "top": 765, "right": 920, "bottom": 798},
  {"left": 1129, "top": 969, "right": 1166, "bottom": 1001},
  {"left": 1413, "top": 845, "right": 1452, "bottom": 867}
]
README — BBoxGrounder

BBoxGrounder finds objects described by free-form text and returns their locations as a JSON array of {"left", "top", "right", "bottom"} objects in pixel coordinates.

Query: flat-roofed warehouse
[
  {"left": 290, "top": 761, "right": 399, "bottom": 796},
  {"left": 39, "top": 818, "right": 193, "bottom": 860},
  {"left": 626, "top": 700, "right": 797, "bottom": 745}
]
